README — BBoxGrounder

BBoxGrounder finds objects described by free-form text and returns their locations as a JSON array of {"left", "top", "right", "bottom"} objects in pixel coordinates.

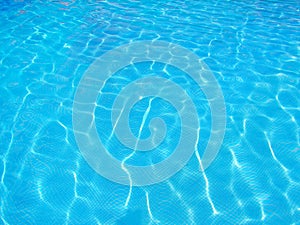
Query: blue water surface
[{"left": 0, "top": 0, "right": 300, "bottom": 224}]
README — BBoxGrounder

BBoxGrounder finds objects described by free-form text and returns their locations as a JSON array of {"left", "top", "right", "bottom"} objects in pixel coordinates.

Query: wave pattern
[{"left": 0, "top": 0, "right": 299, "bottom": 224}]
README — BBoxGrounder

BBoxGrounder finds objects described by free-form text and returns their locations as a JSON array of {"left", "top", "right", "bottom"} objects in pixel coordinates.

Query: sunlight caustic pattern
[{"left": 72, "top": 40, "right": 226, "bottom": 186}]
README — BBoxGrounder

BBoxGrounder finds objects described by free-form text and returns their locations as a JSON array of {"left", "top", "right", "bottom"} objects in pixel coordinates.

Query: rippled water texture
[{"left": 1, "top": 0, "right": 300, "bottom": 224}]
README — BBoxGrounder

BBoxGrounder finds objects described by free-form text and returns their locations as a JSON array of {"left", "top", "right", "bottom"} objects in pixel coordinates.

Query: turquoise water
[{"left": 1, "top": 0, "right": 300, "bottom": 224}]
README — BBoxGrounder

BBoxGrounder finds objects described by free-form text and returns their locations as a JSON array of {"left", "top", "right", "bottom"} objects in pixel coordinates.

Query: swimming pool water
[{"left": 0, "top": 0, "right": 300, "bottom": 224}]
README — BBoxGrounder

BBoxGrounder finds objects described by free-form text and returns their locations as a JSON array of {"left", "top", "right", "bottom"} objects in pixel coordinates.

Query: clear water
[{"left": 1, "top": 0, "right": 300, "bottom": 224}]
